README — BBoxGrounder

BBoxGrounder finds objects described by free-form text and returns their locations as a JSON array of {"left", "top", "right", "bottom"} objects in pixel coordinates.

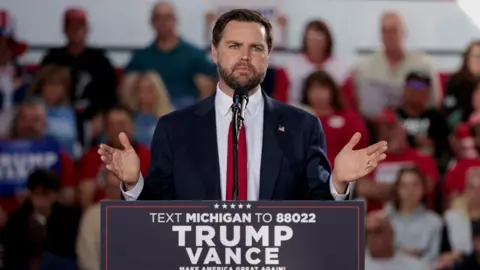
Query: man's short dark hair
[
  {"left": 10, "top": 97, "right": 46, "bottom": 138},
  {"left": 212, "top": 9, "right": 273, "bottom": 52},
  {"left": 105, "top": 105, "right": 134, "bottom": 121},
  {"left": 27, "top": 169, "right": 61, "bottom": 192}
]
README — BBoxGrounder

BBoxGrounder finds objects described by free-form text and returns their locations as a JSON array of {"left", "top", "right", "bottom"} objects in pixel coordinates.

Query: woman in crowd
[
  {"left": 386, "top": 167, "right": 443, "bottom": 262},
  {"left": 117, "top": 71, "right": 139, "bottom": 109},
  {"left": 300, "top": 70, "right": 368, "bottom": 166},
  {"left": 443, "top": 40, "right": 480, "bottom": 127},
  {"left": 28, "top": 64, "right": 79, "bottom": 159},
  {"left": 444, "top": 167, "right": 480, "bottom": 254},
  {"left": 432, "top": 167, "right": 480, "bottom": 268},
  {"left": 121, "top": 71, "right": 173, "bottom": 147},
  {"left": 271, "top": 19, "right": 349, "bottom": 106}
]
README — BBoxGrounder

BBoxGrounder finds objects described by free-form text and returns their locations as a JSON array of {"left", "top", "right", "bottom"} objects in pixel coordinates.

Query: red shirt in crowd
[
  {"left": 341, "top": 75, "right": 358, "bottom": 111},
  {"left": 77, "top": 143, "right": 151, "bottom": 201},
  {"left": 0, "top": 150, "right": 75, "bottom": 213},
  {"left": 319, "top": 110, "right": 370, "bottom": 166},
  {"left": 444, "top": 158, "right": 480, "bottom": 198},
  {"left": 270, "top": 68, "right": 290, "bottom": 103},
  {"left": 366, "top": 147, "right": 439, "bottom": 212}
]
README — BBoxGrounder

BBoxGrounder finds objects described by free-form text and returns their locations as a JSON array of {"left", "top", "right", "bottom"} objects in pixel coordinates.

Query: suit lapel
[
  {"left": 193, "top": 94, "right": 222, "bottom": 200},
  {"left": 259, "top": 94, "right": 284, "bottom": 200}
]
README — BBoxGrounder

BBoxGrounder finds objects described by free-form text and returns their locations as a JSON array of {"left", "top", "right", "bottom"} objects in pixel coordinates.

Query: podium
[{"left": 101, "top": 200, "right": 365, "bottom": 270}]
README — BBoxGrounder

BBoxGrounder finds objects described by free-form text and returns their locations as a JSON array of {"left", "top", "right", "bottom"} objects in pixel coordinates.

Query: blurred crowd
[{"left": 1, "top": 1, "right": 480, "bottom": 270}]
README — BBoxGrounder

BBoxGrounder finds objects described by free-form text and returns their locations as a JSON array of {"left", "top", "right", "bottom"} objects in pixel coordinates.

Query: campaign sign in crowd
[{"left": 0, "top": 138, "right": 61, "bottom": 196}]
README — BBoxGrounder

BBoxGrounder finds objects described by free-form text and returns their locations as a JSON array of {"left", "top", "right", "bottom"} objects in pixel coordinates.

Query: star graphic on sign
[
  {"left": 238, "top": 203, "right": 244, "bottom": 209},
  {"left": 214, "top": 203, "right": 219, "bottom": 209},
  {"left": 222, "top": 203, "right": 228, "bottom": 209},
  {"left": 230, "top": 203, "right": 236, "bottom": 209},
  {"left": 246, "top": 204, "right": 252, "bottom": 209}
]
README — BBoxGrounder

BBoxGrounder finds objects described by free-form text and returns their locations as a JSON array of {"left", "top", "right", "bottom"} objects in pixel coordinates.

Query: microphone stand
[{"left": 231, "top": 102, "right": 243, "bottom": 201}]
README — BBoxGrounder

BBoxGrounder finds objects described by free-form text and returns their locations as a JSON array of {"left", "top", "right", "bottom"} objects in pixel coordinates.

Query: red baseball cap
[
  {"left": 64, "top": 8, "right": 87, "bottom": 24},
  {"left": 455, "top": 123, "right": 472, "bottom": 141},
  {"left": 0, "top": 10, "right": 27, "bottom": 58}
]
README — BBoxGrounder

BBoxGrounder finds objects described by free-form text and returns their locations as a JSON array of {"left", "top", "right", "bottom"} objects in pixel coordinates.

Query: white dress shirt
[{"left": 121, "top": 86, "right": 351, "bottom": 201}]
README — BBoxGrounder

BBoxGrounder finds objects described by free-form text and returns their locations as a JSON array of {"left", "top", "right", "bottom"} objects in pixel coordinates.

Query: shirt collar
[{"left": 215, "top": 84, "right": 263, "bottom": 117}]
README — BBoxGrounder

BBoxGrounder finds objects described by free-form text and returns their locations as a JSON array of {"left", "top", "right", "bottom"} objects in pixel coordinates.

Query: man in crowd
[
  {"left": 359, "top": 108, "right": 438, "bottom": 212},
  {"left": 1, "top": 170, "right": 81, "bottom": 270},
  {"left": 353, "top": 11, "right": 441, "bottom": 118},
  {"left": 124, "top": 1, "right": 217, "bottom": 108},
  {"left": 396, "top": 71, "right": 451, "bottom": 172},
  {"left": 76, "top": 106, "right": 150, "bottom": 210},
  {"left": 0, "top": 98, "right": 76, "bottom": 213},
  {"left": 365, "top": 212, "right": 429, "bottom": 270}
]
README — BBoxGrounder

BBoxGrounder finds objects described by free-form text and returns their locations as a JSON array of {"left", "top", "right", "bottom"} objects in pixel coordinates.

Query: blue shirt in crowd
[
  {"left": 124, "top": 39, "right": 217, "bottom": 109},
  {"left": 45, "top": 105, "right": 78, "bottom": 159},
  {"left": 134, "top": 112, "right": 158, "bottom": 147}
]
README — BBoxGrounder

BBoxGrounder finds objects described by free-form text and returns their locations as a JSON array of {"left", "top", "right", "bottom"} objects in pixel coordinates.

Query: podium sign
[{"left": 101, "top": 201, "right": 365, "bottom": 270}]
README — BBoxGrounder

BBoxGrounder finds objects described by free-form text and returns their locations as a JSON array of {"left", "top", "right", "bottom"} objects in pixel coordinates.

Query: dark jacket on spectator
[
  {"left": 41, "top": 47, "right": 117, "bottom": 118},
  {"left": 452, "top": 253, "right": 480, "bottom": 270},
  {"left": 443, "top": 74, "right": 478, "bottom": 122},
  {"left": 40, "top": 47, "right": 117, "bottom": 146}
]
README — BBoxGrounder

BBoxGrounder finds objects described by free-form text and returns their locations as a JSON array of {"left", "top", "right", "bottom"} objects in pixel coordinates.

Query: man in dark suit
[{"left": 98, "top": 9, "right": 387, "bottom": 201}]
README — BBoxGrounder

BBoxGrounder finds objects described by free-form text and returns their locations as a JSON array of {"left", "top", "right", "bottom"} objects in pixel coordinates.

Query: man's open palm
[
  {"left": 98, "top": 132, "right": 140, "bottom": 185},
  {"left": 333, "top": 132, "right": 388, "bottom": 183}
]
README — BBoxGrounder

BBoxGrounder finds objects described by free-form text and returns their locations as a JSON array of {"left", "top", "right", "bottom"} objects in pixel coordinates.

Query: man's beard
[{"left": 218, "top": 63, "right": 265, "bottom": 92}]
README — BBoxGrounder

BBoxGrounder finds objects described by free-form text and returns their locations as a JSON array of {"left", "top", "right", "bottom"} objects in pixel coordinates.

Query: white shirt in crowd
[
  {"left": 444, "top": 208, "right": 474, "bottom": 254},
  {"left": 353, "top": 51, "right": 441, "bottom": 118},
  {"left": 76, "top": 203, "right": 101, "bottom": 270},
  {"left": 365, "top": 252, "right": 430, "bottom": 270},
  {"left": 121, "top": 85, "right": 351, "bottom": 201},
  {"left": 270, "top": 54, "right": 350, "bottom": 105}
]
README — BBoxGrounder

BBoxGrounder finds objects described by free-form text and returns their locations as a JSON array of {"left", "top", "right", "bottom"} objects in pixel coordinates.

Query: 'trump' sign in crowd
[{"left": 0, "top": 138, "right": 61, "bottom": 196}]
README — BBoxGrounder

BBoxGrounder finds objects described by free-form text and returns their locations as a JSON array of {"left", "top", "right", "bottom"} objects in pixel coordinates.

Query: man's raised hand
[{"left": 98, "top": 132, "right": 140, "bottom": 188}]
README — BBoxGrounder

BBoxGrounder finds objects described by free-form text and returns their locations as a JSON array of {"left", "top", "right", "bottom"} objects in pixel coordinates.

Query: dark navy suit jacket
[{"left": 137, "top": 91, "right": 335, "bottom": 201}]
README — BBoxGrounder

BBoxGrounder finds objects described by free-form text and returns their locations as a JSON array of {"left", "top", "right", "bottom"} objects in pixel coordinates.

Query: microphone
[
  {"left": 233, "top": 87, "right": 249, "bottom": 127},
  {"left": 231, "top": 87, "right": 249, "bottom": 201}
]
